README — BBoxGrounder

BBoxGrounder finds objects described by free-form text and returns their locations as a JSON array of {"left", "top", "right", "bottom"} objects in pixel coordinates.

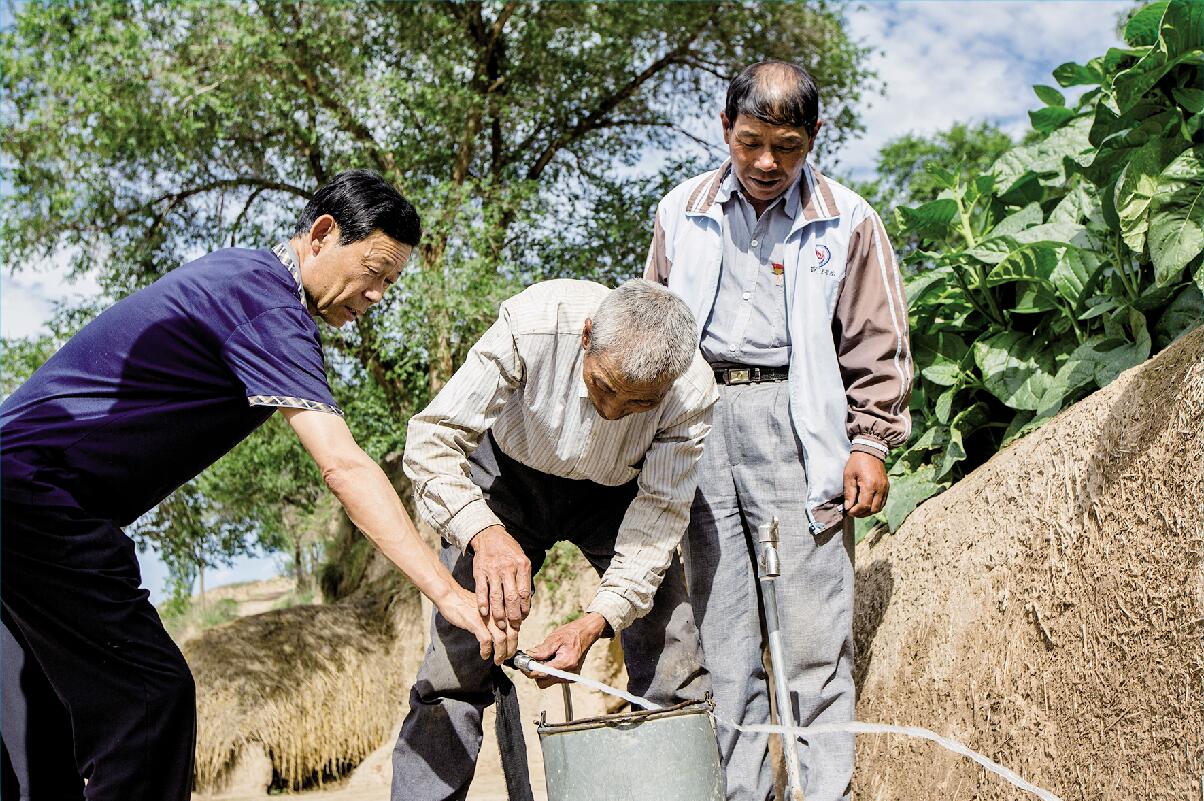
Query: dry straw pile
[
  {"left": 854, "top": 327, "right": 1202, "bottom": 799},
  {"left": 183, "top": 593, "right": 422, "bottom": 792}
]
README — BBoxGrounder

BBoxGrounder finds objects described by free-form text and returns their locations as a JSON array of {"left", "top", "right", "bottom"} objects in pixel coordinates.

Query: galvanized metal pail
[{"left": 537, "top": 700, "right": 725, "bottom": 801}]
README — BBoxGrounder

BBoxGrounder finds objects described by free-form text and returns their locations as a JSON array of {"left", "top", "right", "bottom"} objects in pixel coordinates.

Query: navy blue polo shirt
[{"left": 0, "top": 247, "right": 341, "bottom": 525}]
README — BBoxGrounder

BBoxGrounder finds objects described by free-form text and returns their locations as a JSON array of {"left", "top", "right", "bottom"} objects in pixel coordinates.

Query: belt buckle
[{"left": 728, "top": 368, "right": 751, "bottom": 385}]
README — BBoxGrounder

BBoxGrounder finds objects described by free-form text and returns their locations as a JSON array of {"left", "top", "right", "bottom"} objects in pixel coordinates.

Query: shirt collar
[
  {"left": 718, "top": 168, "right": 802, "bottom": 220},
  {"left": 271, "top": 242, "right": 306, "bottom": 304}
]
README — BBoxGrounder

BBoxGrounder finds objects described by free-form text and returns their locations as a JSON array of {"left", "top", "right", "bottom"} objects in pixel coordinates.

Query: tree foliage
[
  {"left": 877, "top": 0, "right": 1203, "bottom": 532},
  {"left": 850, "top": 122, "right": 1015, "bottom": 248},
  {"left": 1, "top": 1, "right": 874, "bottom": 588}
]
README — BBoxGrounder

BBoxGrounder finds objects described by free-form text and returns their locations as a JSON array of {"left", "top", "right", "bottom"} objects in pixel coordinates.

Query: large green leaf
[
  {"left": 936, "top": 401, "right": 990, "bottom": 478},
  {"left": 1049, "top": 183, "right": 1100, "bottom": 225},
  {"left": 883, "top": 463, "right": 945, "bottom": 533},
  {"left": 1013, "top": 283, "right": 1062, "bottom": 314},
  {"left": 934, "top": 384, "right": 959, "bottom": 425},
  {"left": 1011, "top": 220, "right": 1087, "bottom": 246},
  {"left": 906, "top": 265, "right": 955, "bottom": 309},
  {"left": 1124, "top": 0, "right": 1170, "bottom": 47},
  {"left": 896, "top": 198, "right": 958, "bottom": 241},
  {"left": 992, "top": 202, "right": 1045, "bottom": 237},
  {"left": 993, "top": 116, "right": 1094, "bottom": 193},
  {"left": 1173, "top": 87, "right": 1204, "bottom": 114},
  {"left": 1154, "top": 284, "right": 1204, "bottom": 346},
  {"left": 974, "top": 331, "right": 1062, "bottom": 410},
  {"left": 1159, "top": 0, "right": 1204, "bottom": 58},
  {"left": 1029, "top": 106, "right": 1077, "bottom": 133},
  {"left": 1148, "top": 148, "right": 1204, "bottom": 284},
  {"left": 921, "top": 358, "right": 962, "bottom": 386},
  {"left": 1052, "top": 60, "right": 1103, "bottom": 88},
  {"left": 968, "top": 235, "right": 1022, "bottom": 265},
  {"left": 1113, "top": 133, "right": 1190, "bottom": 252},
  {"left": 1052, "top": 247, "right": 1106, "bottom": 311},
  {"left": 1032, "top": 339, "right": 1105, "bottom": 418},
  {"left": 1091, "top": 309, "right": 1153, "bottom": 385},
  {"left": 1033, "top": 84, "right": 1067, "bottom": 107},
  {"left": 1114, "top": 1, "right": 1204, "bottom": 114},
  {"left": 986, "top": 243, "right": 1060, "bottom": 287}
]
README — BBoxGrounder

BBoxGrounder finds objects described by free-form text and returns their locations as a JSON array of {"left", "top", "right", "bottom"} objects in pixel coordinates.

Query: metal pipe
[
  {"left": 562, "top": 683, "right": 574, "bottom": 722},
  {"left": 757, "top": 517, "right": 805, "bottom": 801}
]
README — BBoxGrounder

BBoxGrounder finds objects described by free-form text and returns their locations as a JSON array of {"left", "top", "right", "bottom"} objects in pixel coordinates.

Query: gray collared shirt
[{"left": 698, "top": 170, "right": 801, "bottom": 367}]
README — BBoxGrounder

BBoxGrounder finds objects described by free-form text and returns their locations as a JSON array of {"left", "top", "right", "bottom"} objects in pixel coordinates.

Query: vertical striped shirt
[{"left": 403, "top": 279, "right": 718, "bottom": 631}]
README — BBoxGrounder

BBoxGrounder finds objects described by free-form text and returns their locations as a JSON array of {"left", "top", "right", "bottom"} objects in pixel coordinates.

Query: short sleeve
[{"left": 221, "top": 306, "right": 342, "bottom": 416}]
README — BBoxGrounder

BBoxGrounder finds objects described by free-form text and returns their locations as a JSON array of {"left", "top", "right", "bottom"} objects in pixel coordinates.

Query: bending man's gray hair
[{"left": 588, "top": 279, "right": 699, "bottom": 384}]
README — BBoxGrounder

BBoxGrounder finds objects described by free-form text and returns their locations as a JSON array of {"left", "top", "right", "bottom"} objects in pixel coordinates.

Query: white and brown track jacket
[{"left": 645, "top": 161, "right": 912, "bottom": 532}]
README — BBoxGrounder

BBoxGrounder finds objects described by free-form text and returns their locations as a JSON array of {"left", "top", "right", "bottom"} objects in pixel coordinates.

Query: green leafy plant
[{"left": 879, "top": 0, "right": 1202, "bottom": 532}]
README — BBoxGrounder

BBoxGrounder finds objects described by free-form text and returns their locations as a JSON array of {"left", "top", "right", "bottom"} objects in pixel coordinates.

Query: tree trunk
[{"left": 198, "top": 563, "right": 206, "bottom": 610}]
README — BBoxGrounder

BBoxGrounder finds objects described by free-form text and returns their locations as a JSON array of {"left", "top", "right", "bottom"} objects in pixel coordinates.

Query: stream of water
[{"left": 523, "top": 658, "right": 1064, "bottom": 801}]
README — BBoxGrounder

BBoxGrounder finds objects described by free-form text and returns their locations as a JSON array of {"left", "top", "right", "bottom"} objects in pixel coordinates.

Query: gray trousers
[
  {"left": 683, "top": 381, "right": 855, "bottom": 801},
  {"left": 391, "top": 431, "right": 709, "bottom": 801}
]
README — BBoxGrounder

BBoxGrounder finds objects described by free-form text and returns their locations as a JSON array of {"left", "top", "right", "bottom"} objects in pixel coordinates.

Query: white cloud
[
  {"left": 2, "top": 255, "right": 103, "bottom": 339},
  {"left": 835, "top": 1, "right": 1130, "bottom": 178}
]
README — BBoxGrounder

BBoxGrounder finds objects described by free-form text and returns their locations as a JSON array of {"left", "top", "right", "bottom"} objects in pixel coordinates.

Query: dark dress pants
[
  {"left": 1, "top": 498, "right": 195, "bottom": 801},
  {"left": 390, "top": 432, "right": 709, "bottom": 801}
]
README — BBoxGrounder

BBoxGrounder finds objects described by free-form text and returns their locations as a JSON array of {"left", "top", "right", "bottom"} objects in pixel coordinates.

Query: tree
[
  {"left": 1, "top": 1, "right": 876, "bottom": 590},
  {"left": 850, "top": 122, "right": 1015, "bottom": 234}
]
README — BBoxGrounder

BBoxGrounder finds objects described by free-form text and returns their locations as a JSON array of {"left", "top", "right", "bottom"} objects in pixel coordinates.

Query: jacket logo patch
[{"left": 812, "top": 244, "right": 836, "bottom": 277}]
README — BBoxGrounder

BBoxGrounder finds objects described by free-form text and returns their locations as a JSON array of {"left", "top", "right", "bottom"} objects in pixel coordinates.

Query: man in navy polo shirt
[{"left": 0, "top": 169, "right": 510, "bottom": 800}]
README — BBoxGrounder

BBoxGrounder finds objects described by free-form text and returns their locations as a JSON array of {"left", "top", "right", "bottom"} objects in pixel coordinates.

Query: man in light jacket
[{"left": 645, "top": 61, "right": 913, "bottom": 801}]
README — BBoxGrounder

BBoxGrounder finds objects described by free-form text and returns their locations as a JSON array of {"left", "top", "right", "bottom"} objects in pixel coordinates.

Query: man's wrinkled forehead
[
  {"left": 360, "top": 235, "right": 411, "bottom": 276},
  {"left": 730, "top": 115, "right": 809, "bottom": 145}
]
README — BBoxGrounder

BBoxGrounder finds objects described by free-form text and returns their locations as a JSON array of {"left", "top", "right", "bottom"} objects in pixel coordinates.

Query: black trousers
[
  {"left": 390, "top": 431, "right": 710, "bottom": 800},
  {"left": 1, "top": 499, "right": 195, "bottom": 800}
]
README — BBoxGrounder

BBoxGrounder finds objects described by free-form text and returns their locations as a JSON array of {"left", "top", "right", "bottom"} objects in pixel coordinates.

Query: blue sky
[{"left": 1, "top": 1, "right": 1130, "bottom": 603}]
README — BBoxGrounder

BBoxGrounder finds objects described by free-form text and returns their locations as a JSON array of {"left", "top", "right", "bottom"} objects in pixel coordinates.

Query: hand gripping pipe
[{"left": 758, "top": 517, "right": 806, "bottom": 801}]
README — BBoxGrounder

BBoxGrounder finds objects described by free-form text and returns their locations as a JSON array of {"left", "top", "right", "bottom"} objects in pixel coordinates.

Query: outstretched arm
[{"left": 282, "top": 407, "right": 515, "bottom": 662}]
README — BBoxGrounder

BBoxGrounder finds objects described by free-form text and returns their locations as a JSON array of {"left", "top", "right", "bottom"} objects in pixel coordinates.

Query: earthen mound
[{"left": 853, "top": 327, "right": 1202, "bottom": 800}]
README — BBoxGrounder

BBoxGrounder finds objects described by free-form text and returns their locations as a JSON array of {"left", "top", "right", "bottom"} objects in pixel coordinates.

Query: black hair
[
  {"left": 294, "top": 169, "right": 421, "bottom": 247},
  {"left": 725, "top": 61, "right": 819, "bottom": 134}
]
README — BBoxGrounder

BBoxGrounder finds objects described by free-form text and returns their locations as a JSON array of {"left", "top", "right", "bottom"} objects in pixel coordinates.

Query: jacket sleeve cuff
[
  {"left": 850, "top": 434, "right": 890, "bottom": 461},
  {"left": 443, "top": 498, "right": 503, "bottom": 552},
  {"left": 587, "top": 590, "right": 635, "bottom": 634}
]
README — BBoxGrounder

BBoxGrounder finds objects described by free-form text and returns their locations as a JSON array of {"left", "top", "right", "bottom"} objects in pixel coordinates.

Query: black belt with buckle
[{"left": 713, "top": 365, "right": 790, "bottom": 385}]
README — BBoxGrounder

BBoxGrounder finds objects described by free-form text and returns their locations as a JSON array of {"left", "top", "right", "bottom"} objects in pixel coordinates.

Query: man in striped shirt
[
  {"left": 646, "top": 62, "right": 913, "bottom": 801},
  {"left": 391, "top": 278, "right": 717, "bottom": 800}
]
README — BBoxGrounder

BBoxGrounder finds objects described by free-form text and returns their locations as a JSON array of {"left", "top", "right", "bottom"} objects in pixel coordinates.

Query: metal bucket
[{"left": 537, "top": 700, "right": 725, "bottom": 801}]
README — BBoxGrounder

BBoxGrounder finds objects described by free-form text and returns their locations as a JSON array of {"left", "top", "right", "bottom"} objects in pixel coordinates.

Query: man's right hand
[
  {"left": 436, "top": 585, "right": 517, "bottom": 664},
  {"left": 469, "top": 525, "right": 533, "bottom": 632}
]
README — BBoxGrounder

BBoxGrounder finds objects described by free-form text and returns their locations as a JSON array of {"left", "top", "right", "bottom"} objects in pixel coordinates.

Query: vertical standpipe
[{"left": 758, "top": 517, "right": 806, "bottom": 801}]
